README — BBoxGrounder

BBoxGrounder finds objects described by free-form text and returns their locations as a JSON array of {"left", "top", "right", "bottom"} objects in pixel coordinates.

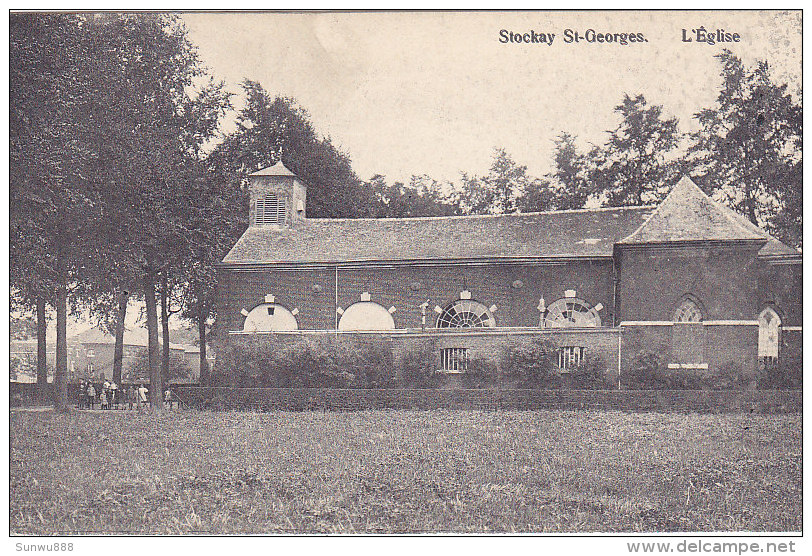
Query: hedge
[{"left": 170, "top": 386, "right": 801, "bottom": 414}]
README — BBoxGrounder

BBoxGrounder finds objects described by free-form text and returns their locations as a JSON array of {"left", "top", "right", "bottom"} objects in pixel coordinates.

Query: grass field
[{"left": 10, "top": 409, "right": 801, "bottom": 534}]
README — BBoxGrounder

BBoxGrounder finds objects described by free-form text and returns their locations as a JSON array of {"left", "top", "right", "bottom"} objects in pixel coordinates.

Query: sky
[{"left": 181, "top": 10, "right": 801, "bottom": 185}]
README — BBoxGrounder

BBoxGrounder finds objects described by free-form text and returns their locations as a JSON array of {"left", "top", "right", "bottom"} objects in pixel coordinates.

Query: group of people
[{"left": 77, "top": 380, "right": 172, "bottom": 410}]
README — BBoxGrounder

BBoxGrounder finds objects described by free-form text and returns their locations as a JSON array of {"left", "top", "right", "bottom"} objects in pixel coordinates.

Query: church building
[{"left": 215, "top": 162, "right": 802, "bottom": 381}]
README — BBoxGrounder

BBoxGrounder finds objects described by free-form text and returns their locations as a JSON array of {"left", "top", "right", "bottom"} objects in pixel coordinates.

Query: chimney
[{"left": 248, "top": 161, "right": 307, "bottom": 227}]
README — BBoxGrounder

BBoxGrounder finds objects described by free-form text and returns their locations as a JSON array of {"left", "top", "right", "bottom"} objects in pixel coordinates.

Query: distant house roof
[
  {"left": 222, "top": 175, "right": 800, "bottom": 266},
  {"left": 222, "top": 206, "right": 657, "bottom": 265},
  {"left": 71, "top": 327, "right": 185, "bottom": 350},
  {"left": 249, "top": 161, "right": 297, "bottom": 178}
]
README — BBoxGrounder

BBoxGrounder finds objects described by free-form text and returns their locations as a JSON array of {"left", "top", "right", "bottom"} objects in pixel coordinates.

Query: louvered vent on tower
[{"left": 255, "top": 194, "right": 286, "bottom": 226}]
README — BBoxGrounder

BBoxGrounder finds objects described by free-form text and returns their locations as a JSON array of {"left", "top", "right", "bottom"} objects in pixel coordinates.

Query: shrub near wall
[
  {"left": 567, "top": 355, "right": 613, "bottom": 390},
  {"left": 500, "top": 338, "right": 562, "bottom": 389},
  {"left": 461, "top": 351, "right": 500, "bottom": 389},
  {"left": 213, "top": 335, "right": 396, "bottom": 388},
  {"left": 399, "top": 339, "right": 442, "bottom": 388},
  {"left": 623, "top": 350, "right": 776, "bottom": 390}
]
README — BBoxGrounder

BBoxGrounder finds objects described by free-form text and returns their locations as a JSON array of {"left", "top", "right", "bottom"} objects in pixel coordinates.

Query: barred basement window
[
  {"left": 440, "top": 348, "right": 468, "bottom": 373},
  {"left": 255, "top": 194, "right": 285, "bottom": 226},
  {"left": 558, "top": 346, "right": 584, "bottom": 372}
]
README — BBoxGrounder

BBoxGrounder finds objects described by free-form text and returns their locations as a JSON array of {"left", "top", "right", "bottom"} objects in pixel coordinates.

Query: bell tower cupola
[{"left": 248, "top": 161, "right": 307, "bottom": 227}]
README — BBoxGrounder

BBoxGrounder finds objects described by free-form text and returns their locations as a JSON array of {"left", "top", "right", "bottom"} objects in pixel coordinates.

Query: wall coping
[
  {"left": 620, "top": 320, "right": 760, "bottom": 327},
  {"left": 228, "top": 326, "right": 622, "bottom": 337}
]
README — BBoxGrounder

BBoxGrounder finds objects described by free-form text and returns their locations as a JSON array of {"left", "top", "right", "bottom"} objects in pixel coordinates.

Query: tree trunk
[
  {"left": 744, "top": 180, "right": 759, "bottom": 225},
  {"left": 36, "top": 295, "right": 48, "bottom": 401},
  {"left": 198, "top": 303, "right": 209, "bottom": 385},
  {"left": 143, "top": 272, "right": 162, "bottom": 411},
  {"left": 54, "top": 283, "right": 68, "bottom": 412},
  {"left": 112, "top": 290, "right": 128, "bottom": 385},
  {"left": 160, "top": 274, "right": 171, "bottom": 386}
]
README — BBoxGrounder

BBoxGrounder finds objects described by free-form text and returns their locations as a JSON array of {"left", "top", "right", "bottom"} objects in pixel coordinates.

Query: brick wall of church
[
  {"left": 617, "top": 243, "right": 765, "bottom": 322},
  {"left": 619, "top": 324, "right": 758, "bottom": 377},
  {"left": 616, "top": 242, "right": 776, "bottom": 374},
  {"left": 758, "top": 261, "right": 802, "bottom": 327},
  {"left": 215, "top": 244, "right": 800, "bottom": 378},
  {"left": 216, "top": 259, "right": 616, "bottom": 335}
]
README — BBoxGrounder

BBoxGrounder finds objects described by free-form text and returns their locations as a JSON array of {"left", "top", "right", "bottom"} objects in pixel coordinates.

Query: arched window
[
  {"left": 437, "top": 300, "right": 496, "bottom": 328},
  {"left": 242, "top": 303, "right": 298, "bottom": 332},
  {"left": 255, "top": 194, "right": 285, "bottom": 226},
  {"left": 543, "top": 298, "right": 601, "bottom": 328},
  {"left": 338, "top": 302, "right": 395, "bottom": 331},
  {"left": 758, "top": 307, "right": 781, "bottom": 362},
  {"left": 673, "top": 298, "right": 703, "bottom": 323},
  {"left": 671, "top": 297, "right": 705, "bottom": 365}
]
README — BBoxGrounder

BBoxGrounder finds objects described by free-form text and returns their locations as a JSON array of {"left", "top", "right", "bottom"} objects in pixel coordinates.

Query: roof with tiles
[
  {"left": 619, "top": 176, "right": 767, "bottom": 245},
  {"left": 249, "top": 161, "right": 297, "bottom": 177},
  {"left": 222, "top": 175, "right": 800, "bottom": 265},
  {"left": 223, "top": 206, "right": 657, "bottom": 264}
]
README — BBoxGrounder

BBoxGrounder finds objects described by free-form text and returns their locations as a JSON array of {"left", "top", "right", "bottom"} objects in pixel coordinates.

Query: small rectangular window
[
  {"left": 87, "top": 349, "right": 95, "bottom": 358},
  {"left": 558, "top": 346, "right": 584, "bottom": 372},
  {"left": 440, "top": 348, "right": 468, "bottom": 373}
]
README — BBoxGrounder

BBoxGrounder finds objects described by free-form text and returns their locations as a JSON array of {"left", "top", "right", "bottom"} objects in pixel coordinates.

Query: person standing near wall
[
  {"left": 78, "top": 381, "right": 87, "bottom": 409},
  {"left": 86, "top": 383, "right": 96, "bottom": 409},
  {"left": 137, "top": 384, "right": 148, "bottom": 411}
]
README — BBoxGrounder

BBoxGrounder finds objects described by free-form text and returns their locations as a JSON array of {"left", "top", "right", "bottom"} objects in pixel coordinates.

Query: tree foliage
[
  {"left": 688, "top": 50, "right": 802, "bottom": 247},
  {"left": 209, "top": 80, "right": 366, "bottom": 219},
  {"left": 546, "top": 132, "right": 594, "bottom": 210},
  {"left": 363, "top": 174, "right": 461, "bottom": 218},
  {"left": 455, "top": 148, "right": 533, "bottom": 215},
  {"left": 10, "top": 13, "right": 100, "bottom": 408},
  {"left": 10, "top": 13, "right": 232, "bottom": 409},
  {"left": 592, "top": 94, "right": 682, "bottom": 206}
]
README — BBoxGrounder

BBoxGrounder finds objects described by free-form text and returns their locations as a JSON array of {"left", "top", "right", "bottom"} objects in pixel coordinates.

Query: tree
[
  {"left": 592, "top": 94, "right": 682, "bottom": 206},
  {"left": 455, "top": 148, "right": 529, "bottom": 215},
  {"left": 688, "top": 50, "right": 802, "bottom": 247},
  {"left": 179, "top": 168, "right": 244, "bottom": 385},
  {"left": 209, "top": 80, "right": 368, "bottom": 219},
  {"left": 364, "top": 174, "right": 461, "bottom": 218},
  {"left": 76, "top": 14, "right": 231, "bottom": 409},
  {"left": 547, "top": 132, "right": 594, "bottom": 210},
  {"left": 10, "top": 13, "right": 97, "bottom": 410}
]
